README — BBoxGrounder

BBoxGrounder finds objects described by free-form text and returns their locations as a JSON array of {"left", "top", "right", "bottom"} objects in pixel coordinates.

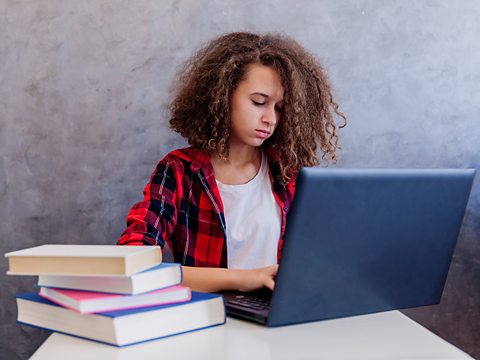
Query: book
[
  {"left": 16, "top": 292, "right": 226, "bottom": 347},
  {"left": 38, "top": 285, "right": 191, "bottom": 314},
  {"left": 5, "top": 244, "right": 162, "bottom": 276},
  {"left": 38, "top": 263, "right": 182, "bottom": 295}
]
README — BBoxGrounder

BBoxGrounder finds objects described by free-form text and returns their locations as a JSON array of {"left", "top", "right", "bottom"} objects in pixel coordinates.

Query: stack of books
[{"left": 5, "top": 244, "right": 225, "bottom": 346}]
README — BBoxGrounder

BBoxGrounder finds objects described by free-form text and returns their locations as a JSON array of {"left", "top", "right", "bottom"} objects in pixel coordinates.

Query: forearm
[
  {"left": 182, "top": 264, "right": 278, "bottom": 293},
  {"left": 182, "top": 266, "right": 242, "bottom": 293}
]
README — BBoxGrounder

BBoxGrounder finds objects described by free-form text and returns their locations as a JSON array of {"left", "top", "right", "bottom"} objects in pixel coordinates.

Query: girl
[{"left": 117, "top": 31, "right": 346, "bottom": 293}]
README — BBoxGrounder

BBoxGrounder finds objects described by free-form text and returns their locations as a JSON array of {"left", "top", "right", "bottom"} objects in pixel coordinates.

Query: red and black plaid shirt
[{"left": 117, "top": 147, "right": 296, "bottom": 268}]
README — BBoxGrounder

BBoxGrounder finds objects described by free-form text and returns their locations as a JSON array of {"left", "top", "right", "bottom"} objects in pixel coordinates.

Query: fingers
[
  {"left": 265, "top": 277, "right": 275, "bottom": 290},
  {"left": 264, "top": 264, "right": 278, "bottom": 290},
  {"left": 267, "top": 264, "right": 279, "bottom": 275},
  {"left": 237, "top": 265, "right": 279, "bottom": 292}
]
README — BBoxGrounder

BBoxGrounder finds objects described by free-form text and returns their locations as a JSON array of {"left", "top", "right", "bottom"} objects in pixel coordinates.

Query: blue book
[
  {"left": 37, "top": 263, "right": 183, "bottom": 295},
  {"left": 16, "top": 291, "right": 226, "bottom": 347}
]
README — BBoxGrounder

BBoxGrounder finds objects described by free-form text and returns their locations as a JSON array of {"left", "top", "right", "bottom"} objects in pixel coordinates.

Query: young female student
[{"left": 117, "top": 31, "right": 346, "bottom": 293}]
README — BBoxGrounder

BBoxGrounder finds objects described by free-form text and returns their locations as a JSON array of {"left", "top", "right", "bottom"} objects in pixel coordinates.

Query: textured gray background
[{"left": 1, "top": 0, "right": 479, "bottom": 358}]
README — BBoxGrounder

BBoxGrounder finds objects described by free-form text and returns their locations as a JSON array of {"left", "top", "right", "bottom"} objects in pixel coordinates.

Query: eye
[
  {"left": 252, "top": 100, "right": 266, "bottom": 106},
  {"left": 275, "top": 105, "right": 284, "bottom": 112}
]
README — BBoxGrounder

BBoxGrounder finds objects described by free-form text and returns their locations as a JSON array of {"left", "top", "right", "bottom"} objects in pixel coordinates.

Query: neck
[
  {"left": 215, "top": 142, "right": 261, "bottom": 166},
  {"left": 210, "top": 142, "right": 263, "bottom": 185}
]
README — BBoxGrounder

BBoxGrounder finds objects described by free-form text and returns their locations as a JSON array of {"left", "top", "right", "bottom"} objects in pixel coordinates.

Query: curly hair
[{"left": 169, "top": 31, "right": 347, "bottom": 184}]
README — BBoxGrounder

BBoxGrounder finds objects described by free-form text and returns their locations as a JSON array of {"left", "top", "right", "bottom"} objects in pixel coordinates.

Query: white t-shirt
[{"left": 216, "top": 152, "right": 282, "bottom": 269}]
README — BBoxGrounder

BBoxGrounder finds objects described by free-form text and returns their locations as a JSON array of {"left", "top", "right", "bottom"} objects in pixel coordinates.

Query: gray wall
[{"left": 1, "top": 0, "right": 479, "bottom": 358}]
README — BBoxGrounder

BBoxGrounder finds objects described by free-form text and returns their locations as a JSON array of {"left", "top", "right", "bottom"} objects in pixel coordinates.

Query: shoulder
[
  {"left": 161, "top": 147, "right": 196, "bottom": 163},
  {"left": 155, "top": 147, "right": 211, "bottom": 175}
]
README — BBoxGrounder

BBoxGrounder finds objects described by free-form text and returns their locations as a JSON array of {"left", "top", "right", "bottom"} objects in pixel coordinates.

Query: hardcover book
[
  {"left": 38, "top": 263, "right": 182, "bottom": 295},
  {"left": 16, "top": 292, "right": 226, "bottom": 347},
  {"left": 38, "top": 285, "right": 191, "bottom": 314},
  {"left": 5, "top": 244, "right": 162, "bottom": 276}
]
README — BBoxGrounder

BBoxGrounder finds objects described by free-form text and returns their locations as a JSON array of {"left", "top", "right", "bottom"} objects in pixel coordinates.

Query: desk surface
[{"left": 30, "top": 311, "right": 472, "bottom": 360}]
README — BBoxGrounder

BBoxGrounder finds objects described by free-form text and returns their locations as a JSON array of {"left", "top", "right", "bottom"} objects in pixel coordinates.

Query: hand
[{"left": 236, "top": 264, "right": 279, "bottom": 292}]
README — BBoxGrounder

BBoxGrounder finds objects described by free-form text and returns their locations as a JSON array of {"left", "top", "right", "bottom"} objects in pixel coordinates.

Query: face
[{"left": 229, "top": 63, "right": 285, "bottom": 150}]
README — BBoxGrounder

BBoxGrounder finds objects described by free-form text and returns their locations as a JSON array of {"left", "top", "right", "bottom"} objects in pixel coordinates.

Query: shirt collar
[{"left": 189, "top": 148, "right": 211, "bottom": 173}]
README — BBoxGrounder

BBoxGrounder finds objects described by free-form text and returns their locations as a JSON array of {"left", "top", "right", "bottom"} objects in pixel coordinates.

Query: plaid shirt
[{"left": 117, "top": 147, "right": 296, "bottom": 268}]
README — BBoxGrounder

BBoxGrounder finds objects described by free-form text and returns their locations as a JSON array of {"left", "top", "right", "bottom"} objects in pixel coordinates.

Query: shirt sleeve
[{"left": 117, "top": 160, "right": 178, "bottom": 252}]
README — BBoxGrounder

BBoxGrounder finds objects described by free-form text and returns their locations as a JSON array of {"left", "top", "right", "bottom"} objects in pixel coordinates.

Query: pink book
[{"left": 38, "top": 285, "right": 191, "bottom": 314}]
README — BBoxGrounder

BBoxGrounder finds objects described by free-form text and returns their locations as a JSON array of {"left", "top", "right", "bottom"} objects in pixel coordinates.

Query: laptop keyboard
[
  {"left": 227, "top": 295, "right": 270, "bottom": 310},
  {"left": 224, "top": 292, "right": 271, "bottom": 311}
]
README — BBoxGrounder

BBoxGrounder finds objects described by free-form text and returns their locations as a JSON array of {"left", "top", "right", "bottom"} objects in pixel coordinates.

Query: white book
[
  {"left": 38, "top": 263, "right": 182, "bottom": 295},
  {"left": 5, "top": 244, "right": 162, "bottom": 276}
]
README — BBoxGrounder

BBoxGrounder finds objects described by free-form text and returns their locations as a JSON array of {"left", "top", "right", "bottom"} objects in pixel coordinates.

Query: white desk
[{"left": 30, "top": 311, "right": 472, "bottom": 360}]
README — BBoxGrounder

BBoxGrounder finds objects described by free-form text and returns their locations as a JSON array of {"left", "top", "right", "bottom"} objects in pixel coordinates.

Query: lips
[{"left": 255, "top": 129, "right": 271, "bottom": 139}]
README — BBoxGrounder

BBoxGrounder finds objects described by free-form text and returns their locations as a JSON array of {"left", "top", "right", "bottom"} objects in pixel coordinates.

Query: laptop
[{"left": 222, "top": 168, "right": 475, "bottom": 326}]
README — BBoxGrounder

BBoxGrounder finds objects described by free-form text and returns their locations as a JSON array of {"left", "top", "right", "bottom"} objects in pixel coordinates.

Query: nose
[{"left": 261, "top": 107, "right": 278, "bottom": 127}]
